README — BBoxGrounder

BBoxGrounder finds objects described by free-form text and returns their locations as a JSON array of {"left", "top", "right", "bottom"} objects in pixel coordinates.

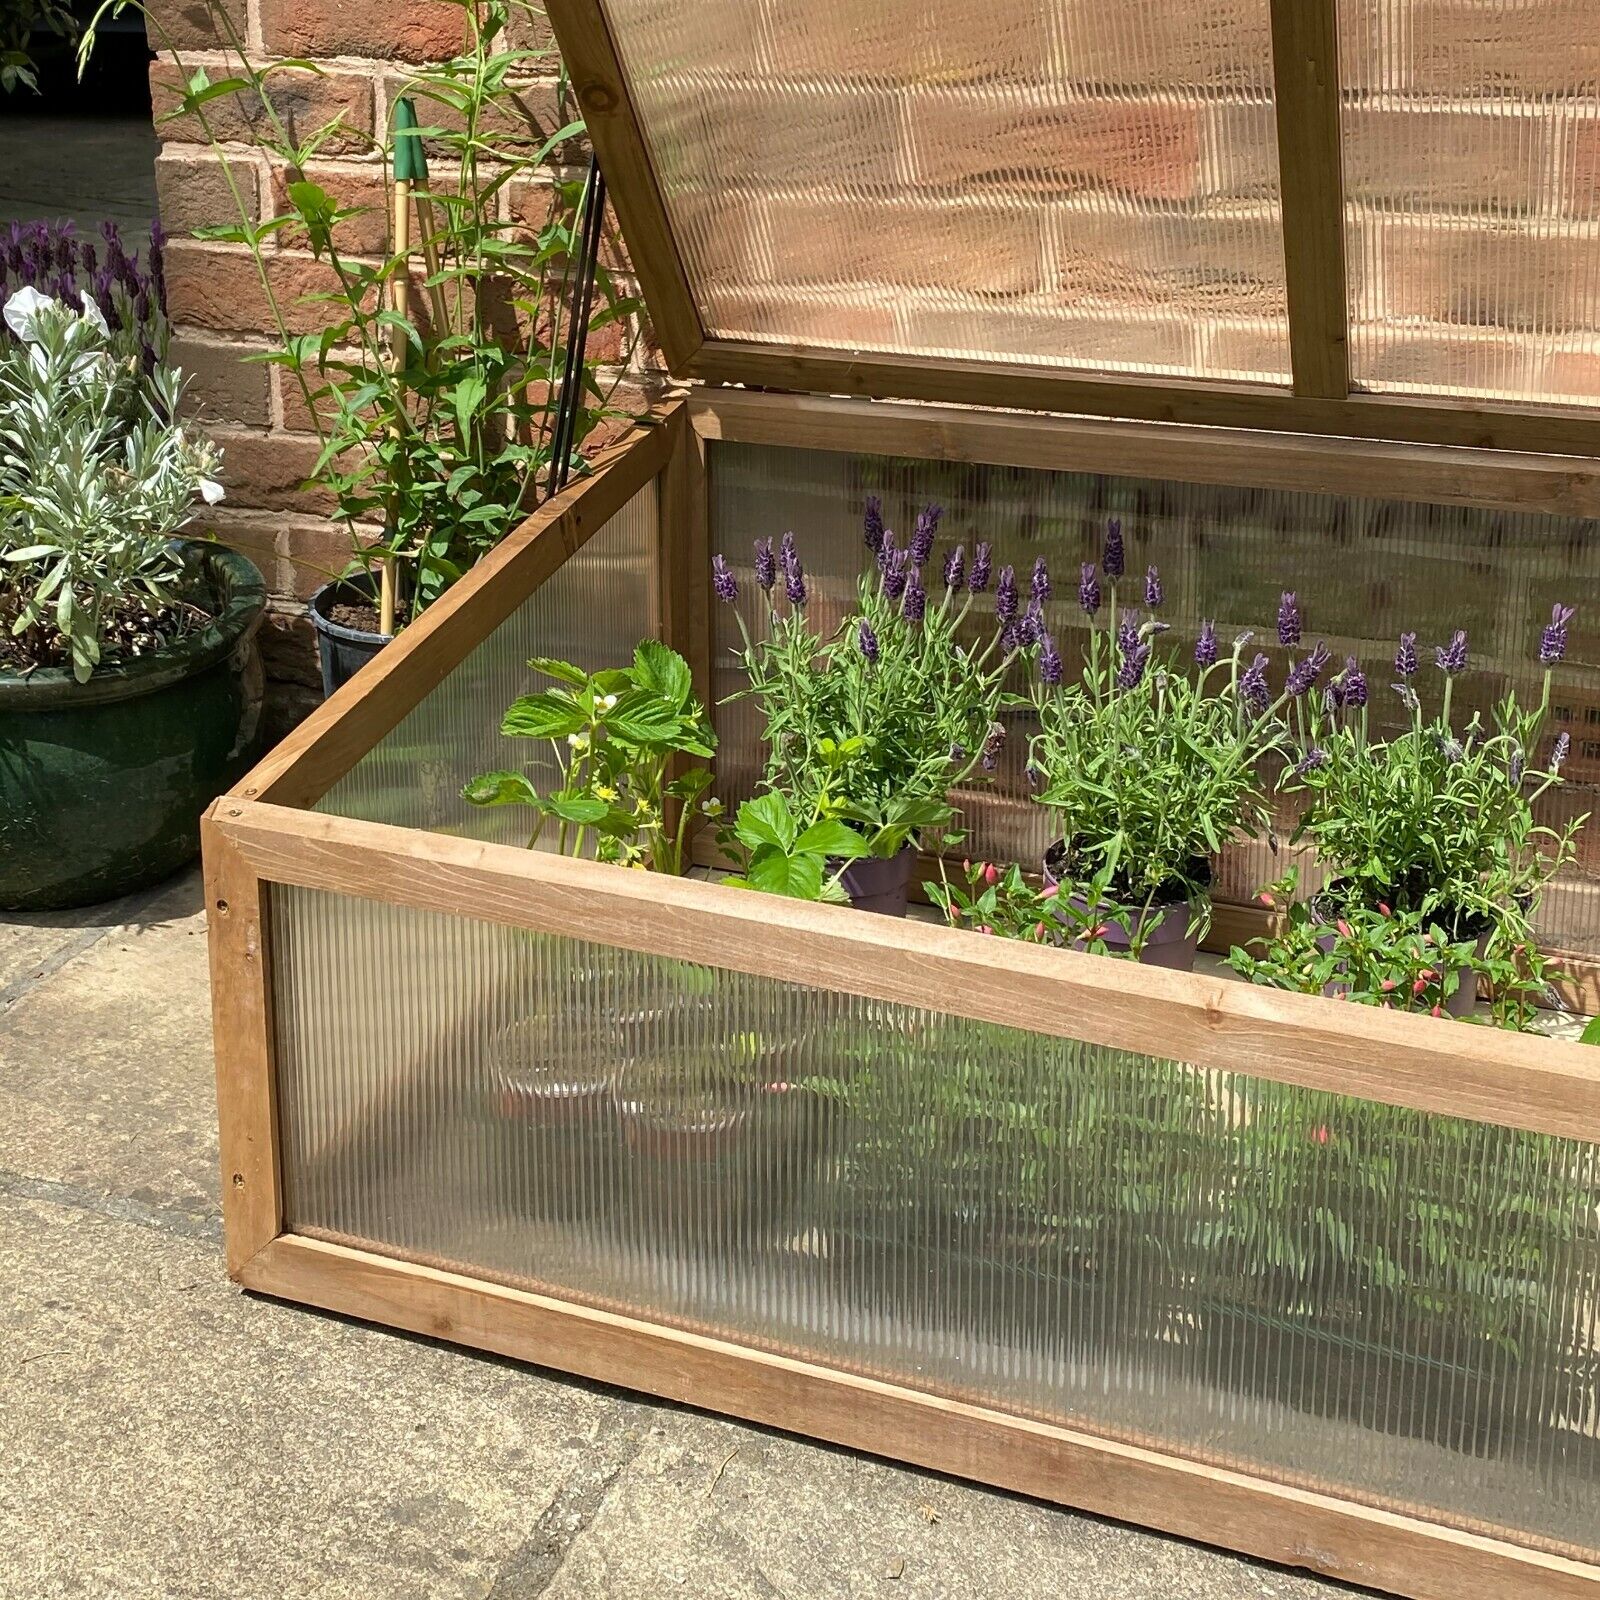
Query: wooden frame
[
  {"left": 545, "top": 0, "right": 1600, "bottom": 458},
  {"left": 205, "top": 389, "right": 1600, "bottom": 1600}
]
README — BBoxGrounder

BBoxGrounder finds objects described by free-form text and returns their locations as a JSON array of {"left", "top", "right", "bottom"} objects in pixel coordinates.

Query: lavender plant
[
  {"left": 1022, "top": 520, "right": 1284, "bottom": 943},
  {"left": 1283, "top": 607, "right": 1584, "bottom": 949},
  {"left": 715, "top": 504, "right": 1018, "bottom": 865}
]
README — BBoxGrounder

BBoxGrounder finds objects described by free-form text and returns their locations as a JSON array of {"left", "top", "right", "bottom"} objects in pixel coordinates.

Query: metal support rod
[{"left": 550, "top": 156, "right": 608, "bottom": 495}]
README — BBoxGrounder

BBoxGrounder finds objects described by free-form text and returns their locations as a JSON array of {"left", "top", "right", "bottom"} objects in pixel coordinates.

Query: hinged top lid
[{"left": 548, "top": 0, "right": 1600, "bottom": 457}]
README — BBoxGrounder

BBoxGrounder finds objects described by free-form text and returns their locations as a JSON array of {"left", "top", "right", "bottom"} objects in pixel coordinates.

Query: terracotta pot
[{"left": 834, "top": 844, "right": 919, "bottom": 916}]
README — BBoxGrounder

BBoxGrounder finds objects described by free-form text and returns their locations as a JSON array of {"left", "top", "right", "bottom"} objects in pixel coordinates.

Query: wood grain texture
[
  {"left": 688, "top": 389, "right": 1600, "bottom": 518},
  {"left": 1269, "top": 0, "right": 1350, "bottom": 399},
  {"left": 213, "top": 802, "right": 1600, "bottom": 1143},
  {"left": 689, "top": 342, "right": 1600, "bottom": 458},
  {"left": 200, "top": 815, "right": 282, "bottom": 1276},
  {"left": 243, "top": 1234, "right": 1600, "bottom": 1600},
  {"left": 543, "top": 0, "right": 703, "bottom": 370},
  {"left": 233, "top": 412, "right": 679, "bottom": 811}
]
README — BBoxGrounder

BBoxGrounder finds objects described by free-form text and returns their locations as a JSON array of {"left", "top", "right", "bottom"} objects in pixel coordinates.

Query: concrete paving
[{"left": 0, "top": 867, "right": 1361, "bottom": 1599}]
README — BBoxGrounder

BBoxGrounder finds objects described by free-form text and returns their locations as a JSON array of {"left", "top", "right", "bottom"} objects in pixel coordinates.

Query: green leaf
[
  {"left": 794, "top": 819, "right": 869, "bottom": 861},
  {"left": 1581, "top": 1017, "right": 1600, "bottom": 1047},
  {"left": 500, "top": 691, "right": 586, "bottom": 740},
  {"left": 462, "top": 770, "right": 538, "bottom": 808},
  {"left": 604, "top": 690, "right": 682, "bottom": 745},
  {"left": 734, "top": 792, "right": 796, "bottom": 853},
  {"left": 631, "top": 639, "right": 694, "bottom": 708},
  {"left": 544, "top": 794, "right": 609, "bottom": 824},
  {"left": 526, "top": 655, "right": 588, "bottom": 688},
  {"left": 747, "top": 847, "right": 824, "bottom": 900}
]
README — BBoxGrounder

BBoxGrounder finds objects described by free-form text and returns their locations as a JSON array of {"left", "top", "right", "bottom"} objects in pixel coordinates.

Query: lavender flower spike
[
  {"left": 884, "top": 548, "right": 909, "bottom": 601},
  {"left": 996, "top": 564, "right": 1019, "bottom": 626},
  {"left": 1395, "top": 631, "right": 1418, "bottom": 678},
  {"left": 1339, "top": 657, "right": 1368, "bottom": 709},
  {"left": 943, "top": 544, "right": 966, "bottom": 591},
  {"left": 1552, "top": 730, "right": 1571, "bottom": 773},
  {"left": 1436, "top": 629, "right": 1469, "bottom": 676},
  {"left": 779, "top": 530, "right": 797, "bottom": 571},
  {"left": 1239, "top": 653, "right": 1271, "bottom": 714},
  {"left": 969, "top": 542, "right": 993, "bottom": 594},
  {"left": 1078, "top": 562, "right": 1101, "bottom": 617},
  {"left": 980, "top": 721, "right": 1007, "bottom": 772},
  {"left": 711, "top": 554, "right": 738, "bottom": 604},
  {"left": 877, "top": 530, "right": 898, "bottom": 576},
  {"left": 1541, "top": 603, "right": 1575, "bottom": 666},
  {"left": 1039, "top": 632, "right": 1063, "bottom": 686},
  {"left": 1115, "top": 641, "right": 1152, "bottom": 691},
  {"left": 753, "top": 535, "right": 776, "bottom": 593},
  {"left": 857, "top": 619, "right": 880, "bottom": 664},
  {"left": 1294, "top": 747, "right": 1328, "bottom": 776},
  {"left": 1031, "top": 556, "right": 1051, "bottom": 605},
  {"left": 1277, "top": 591, "right": 1302, "bottom": 648},
  {"left": 903, "top": 571, "right": 927, "bottom": 624},
  {"left": 910, "top": 503, "right": 943, "bottom": 568},
  {"left": 863, "top": 495, "right": 885, "bottom": 557},
  {"left": 1144, "top": 565, "right": 1164, "bottom": 611},
  {"left": 1102, "top": 518, "right": 1125, "bottom": 581},
  {"left": 785, "top": 552, "right": 807, "bottom": 608},
  {"left": 1194, "top": 619, "right": 1218, "bottom": 668},
  {"left": 1018, "top": 597, "right": 1044, "bottom": 648},
  {"left": 1286, "top": 641, "right": 1331, "bottom": 698}
]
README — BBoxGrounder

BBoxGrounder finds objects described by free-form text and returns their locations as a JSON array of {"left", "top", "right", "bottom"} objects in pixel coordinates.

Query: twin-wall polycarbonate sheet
[
  {"left": 599, "top": 0, "right": 1291, "bottom": 381},
  {"left": 270, "top": 886, "right": 1600, "bottom": 1558},
  {"left": 709, "top": 440, "right": 1600, "bottom": 955},
  {"left": 315, "top": 484, "right": 657, "bottom": 836}
]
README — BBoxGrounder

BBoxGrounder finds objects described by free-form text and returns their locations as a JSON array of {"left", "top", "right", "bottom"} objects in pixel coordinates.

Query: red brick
[
  {"left": 170, "top": 331, "right": 272, "bottom": 427},
  {"left": 259, "top": 0, "right": 467, "bottom": 64},
  {"left": 150, "top": 58, "right": 375, "bottom": 157},
  {"left": 389, "top": 73, "right": 587, "bottom": 163},
  {"left": 155, "top": 148, "right": 260, "bottom": 239},
  {"left": 256, "top": 602, "right": 323, "bottom": 693},
  {"left": 1353, "top": 323, "right": 1534, "bottom": 398},
  {"left": 1560, "top": 115, "right": 1600, "bottom": 217},
  {"left": 1198, "top": 318, "right": 1292, "bottom": 383},
  {"left": 267, "top": 161, "right": 391, "bottom": 255},
  {"left": 209, "top": 426, "right": 336, "bottom": 513},
  {"left": 166, "top": 240, "right": 359, "bottom": 334},
  {"left": 1391, "top": 0, "right": 1600, "bottom": 97},
  {"left": 1538, "top": 343, "right": 1600, "bottom": 404},
  {"left": 701, "top": 285, "right": 900, "bottom": 349},
  {"left": 144, "top": 0, "right": 247, "bottom": 52},
  {"left": 1343, "top": 105, "right": 1552, "bottom": 213},
  {"left": 504, "top": 6, "right": 555, "bottom": 56},
  {"left": 899, "top": 297, "right": 1205, "bottom": 373},
  {"left": 281, "top": 516, "right": 369, "bottom": 600}
]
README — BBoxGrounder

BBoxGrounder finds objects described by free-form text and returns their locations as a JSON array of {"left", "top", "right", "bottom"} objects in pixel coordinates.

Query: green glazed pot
[{"left": 0, "top": 542, "right": 267, "bottom": 911}]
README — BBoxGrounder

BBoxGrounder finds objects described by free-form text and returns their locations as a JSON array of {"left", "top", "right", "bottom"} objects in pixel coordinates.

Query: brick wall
[{"left": 144, "top": 0, "right": 666, "bottom": 730}]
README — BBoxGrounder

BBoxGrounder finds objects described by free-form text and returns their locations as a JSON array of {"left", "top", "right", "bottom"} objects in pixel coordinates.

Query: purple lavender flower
[
  {"left": 950, "top": 742, "right": 968, "bottom": 764},
  {"left": 863, "top": 495, "right": 885, "bottom": 558},
  {"left": 779, "top": 530, "right": 797, "bottom": 571},
  {"left": 884, "top": 548, "right": 909, "bottom": 602},
  {"left": 910, "top": 503, "right": 942, "bottom": 568},
  {"left": 1078, "top": 562, "right": 1101, "bottom": 618},
  {"left": 1031, "top": 556, "right": 1051, "bottom": 606},
  {"left": 1552, "top": 731, "right": 1571, "bottom": 773},
  {"left": 1395, "top": 631, "right": 1418, "bottom": 678},
  {"left": 1339, "top": 657, "right": 1368, "bottom": 709},
  {"left": 1541, "top": 603, "right": 1575, "bottom": 666},
  {"left": 1102, "top": 518, "right": 1124, "bottom": 581},
  {"left": 1116, "top": 609, "right": 1142, "bottom": 660},
  {"left": 996, "top": 565, "right": 1019, "bottom": 627},
  {"left": 1277, "top": 591, "right": 1302, "bottom": 648},
  {"left": 1017, "top": 598, "right": 1044, "bottom": 648},
  {"left": 1144, "top": 565, "right": 1164, "bottom": 611},
  {"left": 903, "top": 571, "right": 927, "bottom": 624},
  {"left": 1435, "top": 629, "right": 1468, "bottom": 676},
  {"left": 785, "top": 553, "right": 807, "bottom": 608},
  {"left": 980, "top": 722, "right": 1007, "bottom": 773},
  {"left": 753, "top": 536, "right": 776, "bottom": 593},
  {"left": 857, "top": 619, "right": 879, "bottom": 664},
  {"left": 1286, "top": 641, "right": 1331, "bottom": 699},
  {"left": 968, "top": 541, "right": 992, "bottom": 594},
  {"left": 1194, "top": 619, "right": 1218, "bottom": 668},
  {"left": 943, "top": 544, "right": 965, "bottom": 591},
  {"left": 1393, "top": 680, "right": 1420, "bottom": 714},
  {"left": 1115, "top": 641, "right": 1152, "bottom": 691},
  {"left": 1239, "top": 653, "right": 1271, "bottom": 714},
  {"left": 877, "top": 530, "right": 898, "bottom": 576},
  {"left": 1039, "top": 632, "right": 1063, "bottom": 687},
  {"left": 1294, "top": 747, "right": 1328, "bottom": 776},
  {"left": 711, "top": 554, "right": 737, "bottom": 604}
]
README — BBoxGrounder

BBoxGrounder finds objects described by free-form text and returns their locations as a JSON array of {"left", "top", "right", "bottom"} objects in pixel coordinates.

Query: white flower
[
  {"left": 198, "top": 477, "right": 226, "bottom": 506},
  {"left": 3, "top": 285, "right": 58, "bottom": 344},
  {"left": 598, "top": 693, "right": 618, "bottom": 712},
  {"left": 700, "top": 797, "right": 724, "bottom": 817},
  {"left": 76, "top": 294, "right": 109, "bottom": 337},
  {"left": 567, "top": 732, "right": 590, "bottom": 751}
]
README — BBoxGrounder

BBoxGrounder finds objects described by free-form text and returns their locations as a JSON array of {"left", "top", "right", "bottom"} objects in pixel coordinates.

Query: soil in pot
[
  {"left": 309, "top": 572, "right": 396, "bottom": 698},
  {"left": 834, "top": 843, "right": 919, "bottom": 916},
  {"left": 1043, "top": 843, "right": 1209, "bottom": 972}
]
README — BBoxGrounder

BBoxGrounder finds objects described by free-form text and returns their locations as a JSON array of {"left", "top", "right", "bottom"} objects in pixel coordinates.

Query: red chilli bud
[
  {"left": 1413, "top": 977, "right": 1427, "bottom": 996},
  {"left": 1256, "top": 892, "right": 1274, "bottom": 907},
  {"left": 983, "top": 863, "right": 999, "bottom": 886},
  {"left": 1380, "top": 978, "right": 1397, "bottom": 992},
  {"left": 1033, "top": 921, "right": 1047, "bottom": 939},
  {"left": 1431, "top": 1004, "right": 1444, "bottom": 1018},
  {"left": 1336, "top": 919, "right": 1353, "bottom": 939},
  {"left": 1377, "top": 902, "right": 1392, "bottom": 917},
  {"left": 1038, "top": 883, "right": 1060, "bottom": 900},
  {"left": 1090, "top": 923, "right": 1110, "bottom": 939},
  {"left": 978, "top": 924, "right": 994, "bottom": 935}
]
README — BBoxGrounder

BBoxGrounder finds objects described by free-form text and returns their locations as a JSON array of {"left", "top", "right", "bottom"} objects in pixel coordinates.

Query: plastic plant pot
[
  {"left": 309, "top": 571, "right": 393, "bottom": 698},
  {"left": 834, "top": 844, "right": 919, "bottom": 916},
  {"left": 1043, "top": 843, "right": 1208, "bottom": 972}
]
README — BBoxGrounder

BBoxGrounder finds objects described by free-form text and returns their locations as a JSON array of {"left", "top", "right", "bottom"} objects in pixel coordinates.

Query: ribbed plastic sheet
[
  {"left": 270, "top": 885, "right": 1600, "bottom": 1557},
  {"left": 598, "top": 0, "right": 1291, "bottom": 381},
  {"left": 709, "top": 440, "right": 1600, "bottom": 955},
  {"left": 315, "top": 484, "right": 658, "bottom": 836},
  {"left": 1341, "top": 0, "right": 1600, "bottom": 403}
]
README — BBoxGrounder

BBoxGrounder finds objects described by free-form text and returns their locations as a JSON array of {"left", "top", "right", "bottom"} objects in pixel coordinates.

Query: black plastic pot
[
  {"left": 835, "top": 844, "right": 919, "bottom": 916},
  {"left": 309, "top": 573, "right": 392, "bottom": 698},
  {"left": 0, "top": 542, "right": 267, "bottom": 911}
]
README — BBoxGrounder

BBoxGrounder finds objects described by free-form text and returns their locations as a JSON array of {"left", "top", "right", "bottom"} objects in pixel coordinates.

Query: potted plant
[
  {"left": 109, "top": 0, "right": 643, "bottom": 691},
  {"left": 713, "top": 503, "right": 1017, "bottom": 913},
  {"left": 1278, "top": 602, "right": 1584, "bottom": 1014},
  {"left": 1022, "top": 522, "right": 1283, "bottom": 968},
  {"left": 0, "top": 284, "right": 264, "bottom": 910}
]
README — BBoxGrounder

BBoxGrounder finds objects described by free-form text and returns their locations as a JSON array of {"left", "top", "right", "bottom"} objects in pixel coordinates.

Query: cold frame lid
[{"left": 547, "top": 0, "right": 1600, "bottom": 455}]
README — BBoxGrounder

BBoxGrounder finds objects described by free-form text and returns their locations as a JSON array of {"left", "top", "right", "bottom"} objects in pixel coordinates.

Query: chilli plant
[
  {"left": 713, "top": 500, "right": 1019, "bottom": 872},
  {"left": 464, "top": 641, "right": 715, "bottom": 874}
]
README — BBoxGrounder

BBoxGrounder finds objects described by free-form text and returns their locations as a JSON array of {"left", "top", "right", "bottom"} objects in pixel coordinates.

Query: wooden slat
[
  {"left": 689, "top": 389, "right": 1600, "bottom": 519},
  {"left": 244, "top": 1234, "right": 1600, "bottom": 1600},
  {"left": 200, "top": 816, "right": 282, "bottom": 1276},
  {"left": 1268, "top": 0, "right": 1350, "bottom": 399},
  {"left": 212, "top": 802, "right": 1600, "bottom": 1143},
  {"left": 543, "top": 0, "right": 703, "bottom": 370},
  {"left": 234, "top": 412, "right": 679, "bottom": 812},
  {"left": 657, "top": 398, "right": 710, "bottom": 705},
  {"left": 689, "top": 342, "right": 1600, "bottom": 458}
]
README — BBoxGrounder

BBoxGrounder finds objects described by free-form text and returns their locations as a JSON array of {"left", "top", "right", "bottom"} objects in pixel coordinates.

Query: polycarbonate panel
[
  {"left": 600, "top": 0, "right": 1290, "bottom": 381},
  {"left": 1342, "top": 0, "right": 1600, "bottom": 403},
  {"left": 271, "top": 885, "right": 1600, "bottom": 1557},
  {"left": 315, "top": 483, "right": 657, "bottom": 836},
  {"left": 710, "top": 440, "right": 1600, "bottom": 955}
]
